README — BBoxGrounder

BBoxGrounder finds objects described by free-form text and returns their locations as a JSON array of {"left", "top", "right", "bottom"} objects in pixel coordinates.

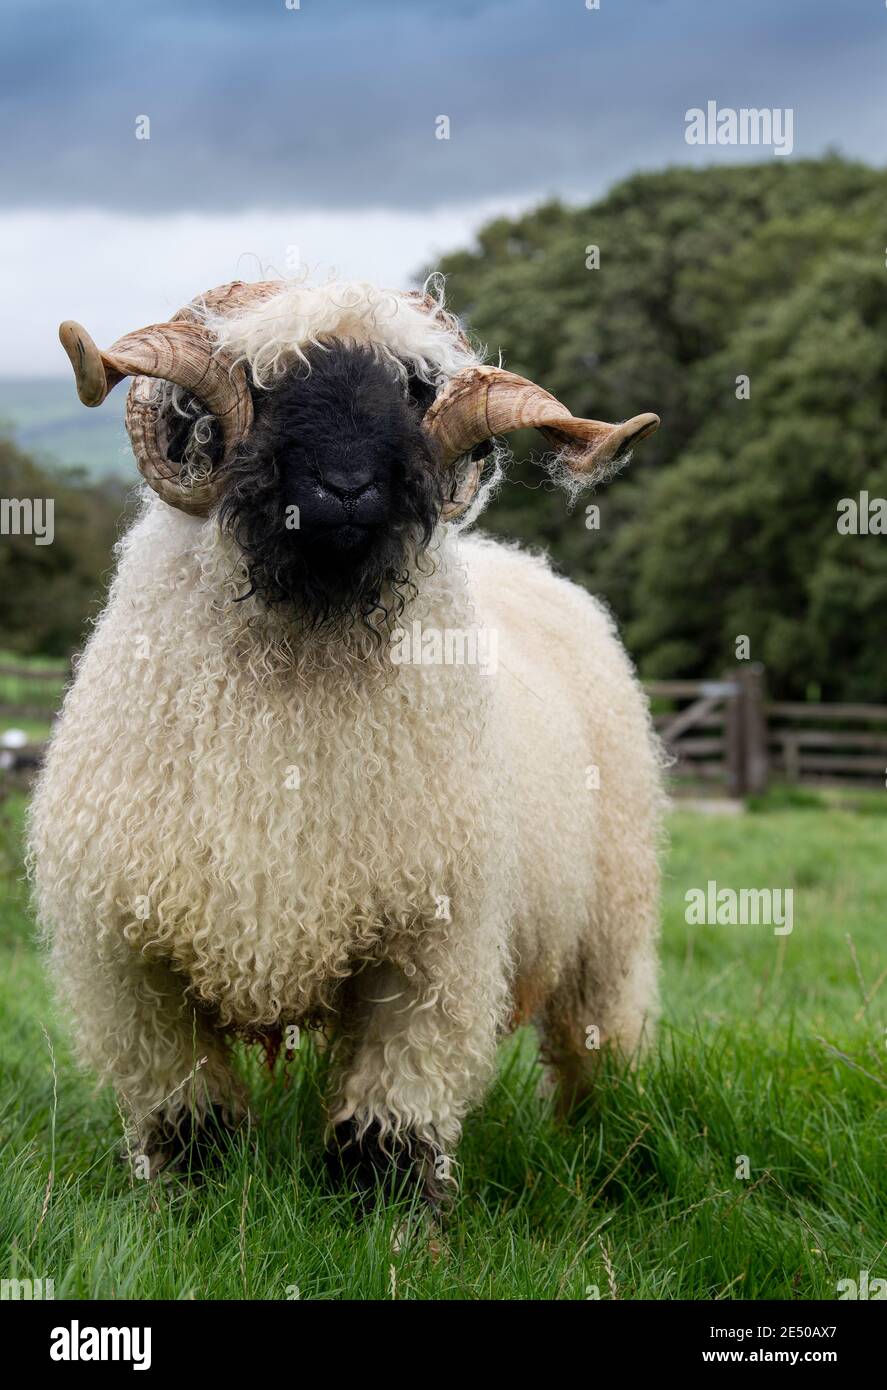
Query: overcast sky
[{"left": 2, "top": 0, "right": 885, "bottom": 374}]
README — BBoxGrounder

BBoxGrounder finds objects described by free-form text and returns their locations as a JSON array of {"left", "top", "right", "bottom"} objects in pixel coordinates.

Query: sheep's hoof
[
  {"left": 129, "top": 1103, "right": 243, "bottom": 1181},
  {"left": 325, "top": 1119, "right": 455, "bottom": 1215}
]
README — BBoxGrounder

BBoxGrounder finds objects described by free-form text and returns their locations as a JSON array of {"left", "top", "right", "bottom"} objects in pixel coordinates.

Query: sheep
[{"left": 30, "top": 275, "right": 665, "bottom": 1205}]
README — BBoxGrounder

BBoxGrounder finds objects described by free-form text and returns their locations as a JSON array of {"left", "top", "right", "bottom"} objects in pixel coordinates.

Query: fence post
[
  {"left": 723, "top": 668, "right": 745, "bottom": 798},
  {"left": 739, "top": 663, "right": 769, "bottom": 796}
]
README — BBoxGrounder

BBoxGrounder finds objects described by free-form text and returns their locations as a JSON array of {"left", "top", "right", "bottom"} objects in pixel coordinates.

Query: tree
[
  {"left": 0, "top": 434, "right": 131, "bottom": 656},
  {"left": 433, "top": 157, "right": 887, "bottom": 698}
]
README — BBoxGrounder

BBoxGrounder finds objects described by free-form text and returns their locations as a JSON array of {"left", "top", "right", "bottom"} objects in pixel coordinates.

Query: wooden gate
[{"left": 647, "top": 665, "right": 769, "bottom": 798}]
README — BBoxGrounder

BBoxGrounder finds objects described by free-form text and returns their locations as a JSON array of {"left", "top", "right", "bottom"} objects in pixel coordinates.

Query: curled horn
[
  {"left": 423, "top": 365, "right": 659, "bottom": 521},
  {"left": 58, "top": 319, "right": 251, "bottom": 515},
  {"left": 58, "top": 280, "right": 282, "bottom": 516}
]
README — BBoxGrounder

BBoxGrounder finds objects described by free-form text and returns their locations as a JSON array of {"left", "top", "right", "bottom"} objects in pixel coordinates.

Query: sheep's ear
[
  {"left": 469, "top": 438, "right": 495, "bottom": 461},
  {"left": 161, "top": 389, "right": 226, "bottom": 474},
  {"left": 407, "top": 374, "right": 437, "bottom": 415},
  {"left": 410, "top": 373, "right": 492, "bottom": 463}
]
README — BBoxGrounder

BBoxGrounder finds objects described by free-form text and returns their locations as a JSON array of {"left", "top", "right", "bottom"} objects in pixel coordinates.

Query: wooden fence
[
  {"left": 767, "top": 699, "right": 887, "bottom": 791},
  {"left": 650, "top": 663, "right": 887, "bottom": 797},
  {"left": 1, "top": 658, "right": 886, "bottom": 800}
]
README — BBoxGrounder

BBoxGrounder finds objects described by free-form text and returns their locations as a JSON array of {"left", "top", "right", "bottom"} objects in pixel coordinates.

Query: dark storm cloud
[{"left": 1, "top": 0, "right": 884, "bottom": 212}]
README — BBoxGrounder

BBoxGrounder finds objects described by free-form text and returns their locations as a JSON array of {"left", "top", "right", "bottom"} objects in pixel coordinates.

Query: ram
[{"left": 30, "top": 277, "right": 665, "bottom": 1205}]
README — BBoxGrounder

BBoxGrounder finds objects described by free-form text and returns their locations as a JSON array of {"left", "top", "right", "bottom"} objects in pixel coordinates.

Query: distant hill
[{"left": 0, "top": 378, "right": 130, "bottom": 478}]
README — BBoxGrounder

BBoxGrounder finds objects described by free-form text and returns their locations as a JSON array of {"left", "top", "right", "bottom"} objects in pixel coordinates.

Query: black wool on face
[{"left": 217, "top": 340, "right": 446, "bottom": 631}]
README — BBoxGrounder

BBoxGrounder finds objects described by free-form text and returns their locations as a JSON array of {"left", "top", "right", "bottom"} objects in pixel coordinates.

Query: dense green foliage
[
  {"left": 0, "top": 434, "right": 129, "bottom": 656},
  {"left": 436, "top": 157, "right": 887, "bottom": 700},
  {"left": 2, "top": 792, "right": 885, "bottom": 1299}
]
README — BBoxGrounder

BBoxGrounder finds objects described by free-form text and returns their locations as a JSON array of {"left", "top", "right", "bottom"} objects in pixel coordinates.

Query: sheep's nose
[
  {"left": 318, "top": 463, "right": 378, "bottom": 500},
  {"left": 296, "top": 463, "right": 389, "bottom": 537},
  {"left": 323, "top": 476, "right": 377, "bottom": 504}
]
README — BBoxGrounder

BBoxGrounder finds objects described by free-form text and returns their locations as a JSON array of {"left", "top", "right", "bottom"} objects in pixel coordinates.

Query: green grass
[
  {"left": 1, "top": 793, "right": 885, "bottom": 1300},
  {"left": 0, "top": 650, "right": 66, "bottom": 743}
]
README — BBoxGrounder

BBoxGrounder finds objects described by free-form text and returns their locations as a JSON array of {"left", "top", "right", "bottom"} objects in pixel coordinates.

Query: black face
[{"left": 216, "top": 340, "right": 445, "bottom": 631}]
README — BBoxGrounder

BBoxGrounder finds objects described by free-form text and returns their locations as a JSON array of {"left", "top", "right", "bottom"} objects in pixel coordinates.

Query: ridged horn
[
  {"left": 424, "top": 364, "right": 659, "bottom": 471},
  {"left": 172, "top": 279, "right": 285, "bottom": 325},
  {"left": 59, "top": 280, "right": 278, "bottom": 515},
  {"left": 59, "top": 317, "right": 253, "bottom": 516}
]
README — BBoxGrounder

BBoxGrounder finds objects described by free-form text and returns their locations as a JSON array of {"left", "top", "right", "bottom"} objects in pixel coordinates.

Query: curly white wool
[{"left": 207, "top": 272, "right": 480, "bottom": 390}]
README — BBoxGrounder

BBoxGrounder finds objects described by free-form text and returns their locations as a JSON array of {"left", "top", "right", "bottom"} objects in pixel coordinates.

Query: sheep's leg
[
  {"left": 327, "top": 923, "right": 508, "bottom": 1210},
  {"left": 539, "top": 942, "right": 658, "bottom": 1113},
  {"left": 540, "top": 885, "right": 660, "bottom": 1115},
  {"left": 48, "top": 932, "right": 245, "bottom": 1175},
  {"left": 538, "top": 768, "right": 661, "bottom": 1114}
]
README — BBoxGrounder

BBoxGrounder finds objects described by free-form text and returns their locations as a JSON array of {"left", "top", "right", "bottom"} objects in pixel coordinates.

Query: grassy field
[{"left": 1, "top": 790, "right": 885, "bottom": 1301}]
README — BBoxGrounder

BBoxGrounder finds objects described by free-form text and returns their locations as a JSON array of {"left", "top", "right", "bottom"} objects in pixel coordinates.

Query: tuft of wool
[
  {"left": 205, "top": 273, "right": 480, "bottom": 392},
  {"left": 537, "top": 443, "right": 634, "bottom": 510}
]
